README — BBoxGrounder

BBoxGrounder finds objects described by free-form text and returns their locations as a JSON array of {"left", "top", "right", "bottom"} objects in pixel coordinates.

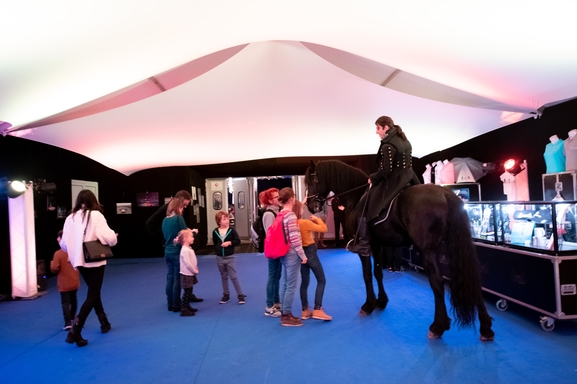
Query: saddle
[{"left": 371, "top": 192, "right": 401, "bottom": 226}]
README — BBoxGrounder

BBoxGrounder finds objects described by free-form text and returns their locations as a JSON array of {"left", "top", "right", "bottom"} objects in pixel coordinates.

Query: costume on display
[
  {"left": 422, "top": 164, "right": 432, "bottom": 184},
  {"left": 564, "top": 130, "right": 577, "bottom": 172},
  {"left": 544, "top": 135, "right": 566, "bottom": 173},
  {"left": 433, "top": 161, "right": 444, "bottom": 185},
  {"left": 439, "top": 159, "right": 455, "bottom": 184}
]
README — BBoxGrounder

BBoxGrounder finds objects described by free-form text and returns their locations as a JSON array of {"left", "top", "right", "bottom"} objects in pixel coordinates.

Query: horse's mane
[{"left": 315, "top": 160, "right": 368, "bottom": 195}]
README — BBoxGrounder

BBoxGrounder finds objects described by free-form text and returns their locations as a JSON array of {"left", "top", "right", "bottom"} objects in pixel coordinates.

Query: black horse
[{"left": 305, "top": 160, "right": 494, "bottom": 341}]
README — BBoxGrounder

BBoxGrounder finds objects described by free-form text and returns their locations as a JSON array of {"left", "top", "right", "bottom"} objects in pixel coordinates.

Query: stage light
[
  {"left": 482, "top": 162, "right": 499, "bottom": 173},
  {"left": 39, "top": 182, "right": 57, "bottom": 193},
  {"left": 504, "top": 159, "right": 516, "bottom": 171},
  {"left": 503, "top": 159, "right": 526, "bottom": 175},
  {"left": 8, "top": 181, "right": 27, "bottom": 198},
  {"left": 0, "top": 178, "right": 28, "bottom": 199}
]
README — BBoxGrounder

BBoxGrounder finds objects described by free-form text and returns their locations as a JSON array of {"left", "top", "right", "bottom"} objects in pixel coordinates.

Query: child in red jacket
[{"left": 50, "top": 230, "right": 80, "bottom": 330}]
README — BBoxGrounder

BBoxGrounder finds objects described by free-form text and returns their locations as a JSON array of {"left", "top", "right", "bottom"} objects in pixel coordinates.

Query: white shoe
[{"left": 264, "top": 307, "right": 282, "bottom": 317}]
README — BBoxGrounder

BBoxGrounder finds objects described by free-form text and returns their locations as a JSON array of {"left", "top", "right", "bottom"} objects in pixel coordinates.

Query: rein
[
  {"left": 327, "top": 184, "right": 368, "bottom": 203},
  {"left": 306, "top": 171, "right": 368, "bottom": 205}
]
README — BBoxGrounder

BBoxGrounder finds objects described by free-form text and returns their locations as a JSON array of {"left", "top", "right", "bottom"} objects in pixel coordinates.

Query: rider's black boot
[{"left": 346, "top": 216, "right": 371, "bottom": 257}]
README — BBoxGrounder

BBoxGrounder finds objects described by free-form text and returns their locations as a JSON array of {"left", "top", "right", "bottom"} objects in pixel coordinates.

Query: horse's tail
[{"left": 444, "top": 193, "right": 482, "bottom": 327}]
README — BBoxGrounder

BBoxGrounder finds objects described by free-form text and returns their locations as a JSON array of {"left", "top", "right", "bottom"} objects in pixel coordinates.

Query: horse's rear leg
[
  {"left": 372, "top": 250, "right": 388, "bottom": 310},
  {"left": 477, "top": 297, "right": 495, "bottom": 341},
  {"left": 424, "top": 257, "right": 451, "bottom": 338},
  {"left": 359, "top": 255, "right": 377, "bottom": 315}
]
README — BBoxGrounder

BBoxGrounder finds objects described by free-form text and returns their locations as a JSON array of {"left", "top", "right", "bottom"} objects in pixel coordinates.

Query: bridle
[{"left": 305, "top": 171, "right": 368, "bottom": 212}]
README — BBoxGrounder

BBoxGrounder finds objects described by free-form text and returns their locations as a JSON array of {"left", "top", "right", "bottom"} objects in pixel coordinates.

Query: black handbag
[{"left": 83, "top": 210, "right": 114, "bottom": 263}]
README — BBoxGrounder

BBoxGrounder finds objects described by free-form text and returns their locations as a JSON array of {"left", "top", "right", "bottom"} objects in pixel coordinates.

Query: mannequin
[
  {"left": 422, "top": 164, "right": 432, "bottom": 184},
  {"left": 500, "top": 171, "right": 516, "bottom": 200},
  {"left": 433, "top": 161, "right": 444, "bottom": 185},
  {"left": 544, "top": 135, "right": 565, "bottom": 173},
  {"left": 439, "top": 159, "right": 455, "bottom": 184},
  {"left": 564, "top": 129, "right": 577, "bottom": 171}
]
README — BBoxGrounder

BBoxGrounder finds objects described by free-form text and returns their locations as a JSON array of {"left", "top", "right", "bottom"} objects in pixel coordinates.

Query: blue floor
[{"left": 1, "top": 248, "right": 577, "bottom": 383}]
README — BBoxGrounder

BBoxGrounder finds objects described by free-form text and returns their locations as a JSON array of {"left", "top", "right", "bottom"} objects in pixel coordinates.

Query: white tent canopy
[{"left": 2, "top": 1, "right": 576, "bottom": 175}]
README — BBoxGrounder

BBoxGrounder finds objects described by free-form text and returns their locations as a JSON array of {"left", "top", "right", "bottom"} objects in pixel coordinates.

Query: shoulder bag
[{"left": 83, "top": 210, "right": 114, "bottom": 263}]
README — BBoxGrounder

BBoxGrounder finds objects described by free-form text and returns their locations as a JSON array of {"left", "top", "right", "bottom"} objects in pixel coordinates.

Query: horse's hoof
[
  {"left": 359, "top": 309, "right": 370, "bottom": 316},
  {"left": 480, "top": 335, "right": 495, "bottom": 342},
  {"left": 427, "top": 331, "right": 442, "bottom": 339}
]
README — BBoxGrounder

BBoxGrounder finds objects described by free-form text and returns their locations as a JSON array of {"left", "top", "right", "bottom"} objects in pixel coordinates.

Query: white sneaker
[{"left": 264, "top": 307, "right": 282, "bottom": 317}]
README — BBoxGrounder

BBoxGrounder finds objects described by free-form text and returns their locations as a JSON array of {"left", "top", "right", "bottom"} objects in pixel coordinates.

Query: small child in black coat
[{"left": 213, "top": 211, "right": 245, "bottom": 305}]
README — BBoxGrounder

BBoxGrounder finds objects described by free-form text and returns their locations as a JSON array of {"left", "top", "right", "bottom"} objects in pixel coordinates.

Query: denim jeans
[
  {"left": 300, "top": 245, "right": 326, "bottom": 310},
  {"left": 266, "top": 258, "right": 282, "bottom": 307},
  {"left": 280, "top": 250, "right": 302, "bottom": 315},
  {"left": 165, "top": 252, "right": 181, "bottom": 308},
  {"left": 217, "top": 256, "right": 243, "bottom": 295}
]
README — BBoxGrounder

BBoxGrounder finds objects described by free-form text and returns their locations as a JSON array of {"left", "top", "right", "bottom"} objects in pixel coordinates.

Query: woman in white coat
[{"left": 60, "top": 189, "right": 117, "bottom": 347}]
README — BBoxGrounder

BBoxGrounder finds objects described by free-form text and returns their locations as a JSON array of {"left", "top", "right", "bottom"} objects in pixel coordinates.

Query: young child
[
  {"left": 50, "top": 230, "right": 80, "bottom": 330},
  {"left": 175, "top": 229, "right": 199, "bottom": 317},
  {"left": 213, "top": 211, "right": 245, "bottom": 304}
]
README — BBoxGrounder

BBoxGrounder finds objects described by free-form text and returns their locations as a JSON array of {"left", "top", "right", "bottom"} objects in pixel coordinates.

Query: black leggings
[{"left": 77, "top": 265, "right": 106, "bottom": 326}]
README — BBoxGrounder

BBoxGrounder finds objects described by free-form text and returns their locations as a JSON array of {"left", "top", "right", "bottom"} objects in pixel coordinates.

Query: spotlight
[
  {"left": 40, "top": 182, "right": 57, "bottom": 193},
  {"left": 8, "top": 181, "right": 27, "bottom": 198},
  {"left": 0, "top": 178, "right": 28, "bottom": 198},
  {"left": 503, "top": 159, "right": 526, "bottom": 176},
  {"left": 482, "top": 162, "right": 499, "bottom": 173},
  {"left": 34, "top": 179, "right": 57, "bottom": 194}
]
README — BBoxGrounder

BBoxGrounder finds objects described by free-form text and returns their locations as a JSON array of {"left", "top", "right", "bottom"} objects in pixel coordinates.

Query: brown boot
[
  {"left": 280, "top": 313, "right": 304, "bottom": 327},
  {"left": 312, "top": 308, "right": 332, "bottom": 321}
]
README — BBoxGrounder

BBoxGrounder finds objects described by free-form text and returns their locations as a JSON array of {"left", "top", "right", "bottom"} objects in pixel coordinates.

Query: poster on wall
[
  {"left": 199, "top": 195, "right": 204, "bottom": 208},
  {"left": 57, "top": 206, "right": 67, "bottom": 219},
  {"left": 164, "top": 197, "right": 171, "bottom": 205},
  {"left": 194, "top": 204, "right": 199, "bottom": 222},
  {"left": 191, "top": 187, "right": 197, "bottom": 201},
  {"left": 136, "top": 192, "right": 159, "bottom": 207},
  {"left": 116, "top": 203, "right": 132, "bottom": 214}
]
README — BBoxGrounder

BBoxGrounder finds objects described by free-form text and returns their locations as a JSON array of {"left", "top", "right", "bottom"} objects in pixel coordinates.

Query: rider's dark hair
[{"left": 375, "top": 116, "right": 407, "bottom": 140}]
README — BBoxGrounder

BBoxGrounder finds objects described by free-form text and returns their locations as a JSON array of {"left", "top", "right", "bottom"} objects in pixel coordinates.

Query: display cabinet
[{"left": 464, "top": 201, "right": 577, "bottom": 254}]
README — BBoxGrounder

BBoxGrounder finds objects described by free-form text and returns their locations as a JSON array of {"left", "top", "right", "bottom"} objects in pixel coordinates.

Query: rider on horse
[{"left": 347, "top": 116, "right": 420, "bottom": 257}]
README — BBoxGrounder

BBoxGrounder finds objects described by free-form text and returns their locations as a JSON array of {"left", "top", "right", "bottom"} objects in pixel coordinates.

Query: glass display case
[{"left": 464, "top": 201, "right": 577, "bottom": 254}]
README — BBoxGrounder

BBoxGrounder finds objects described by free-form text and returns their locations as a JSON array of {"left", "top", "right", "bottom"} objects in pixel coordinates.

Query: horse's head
[
  {"left": 304, "top": 160, "right": 328, "bottom": 214},
  {"left": 305, "top": 160, "right": 369, "bottom": 214}
]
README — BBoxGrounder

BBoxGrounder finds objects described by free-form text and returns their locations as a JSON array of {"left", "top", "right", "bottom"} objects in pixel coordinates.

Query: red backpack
[{"left": 264, "top": 211, "right": 290, "bottom": 259}]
